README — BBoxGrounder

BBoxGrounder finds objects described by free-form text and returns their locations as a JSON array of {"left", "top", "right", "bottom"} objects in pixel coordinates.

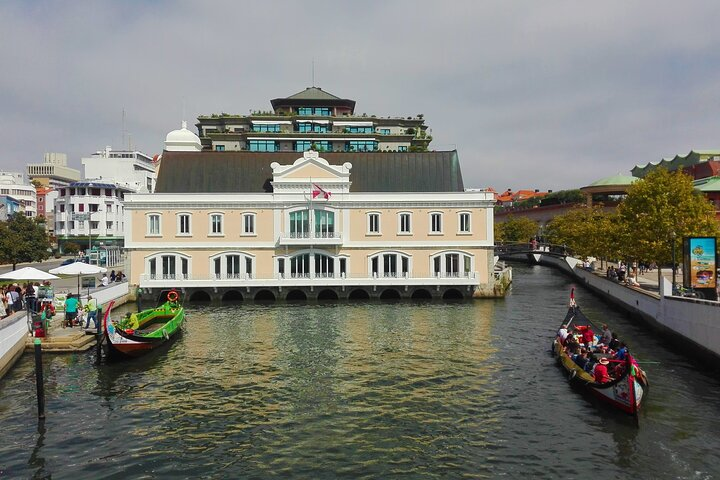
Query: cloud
[{"left": 1, "top": 0, "right": 719, "bottom": 191}]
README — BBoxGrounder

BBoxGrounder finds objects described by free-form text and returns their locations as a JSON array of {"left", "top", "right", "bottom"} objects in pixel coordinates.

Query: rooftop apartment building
[
  {"left": 195, "top": 87, "right": 432, "bottom": 154},
  {"left": 82, "top": 146, "right": 157, "bottom": 193}
]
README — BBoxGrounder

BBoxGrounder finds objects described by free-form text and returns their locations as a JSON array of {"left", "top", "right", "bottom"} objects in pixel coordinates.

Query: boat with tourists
[
  {"left": 103, "top": 290, "right": 185, "bottom": 358},
  {"left": 551, "top": 290, "right": 648, "bottom": 415}
]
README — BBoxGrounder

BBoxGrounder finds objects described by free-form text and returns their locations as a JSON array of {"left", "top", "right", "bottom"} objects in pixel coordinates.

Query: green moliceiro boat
[{"left": 103, "top": 290, "right": 185, "bottom": 358}]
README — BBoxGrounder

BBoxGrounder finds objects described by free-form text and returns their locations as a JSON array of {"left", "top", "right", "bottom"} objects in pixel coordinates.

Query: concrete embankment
[
  {"left": 534, "top": 254, "right": 720, "bottom": 362},
  {"left": 0, "top": 282, "right": 130, "bottom": 380}
]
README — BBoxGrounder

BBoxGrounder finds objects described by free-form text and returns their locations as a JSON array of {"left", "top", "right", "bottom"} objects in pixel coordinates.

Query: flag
[{"left": 312, "top": 183, "right": 331, "bottom": 200}]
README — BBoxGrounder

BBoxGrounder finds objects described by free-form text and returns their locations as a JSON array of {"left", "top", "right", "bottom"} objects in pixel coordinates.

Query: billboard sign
[{"left": 685, "top": 237, "right": 716, "bottom": 289}]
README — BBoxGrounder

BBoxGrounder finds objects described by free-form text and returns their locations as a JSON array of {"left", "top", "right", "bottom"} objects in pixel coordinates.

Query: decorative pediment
[{"left": 271, "top": 150, "right": 352, "bottom": 196}]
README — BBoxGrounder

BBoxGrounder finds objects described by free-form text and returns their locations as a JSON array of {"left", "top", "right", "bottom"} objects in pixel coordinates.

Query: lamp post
[{"left": 671, "top": 231, "right": 677, "bottom": 293}]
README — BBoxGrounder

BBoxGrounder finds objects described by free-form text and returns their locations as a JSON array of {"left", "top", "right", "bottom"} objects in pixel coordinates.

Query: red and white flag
[{"left": 312, "top": 183, "right": 331, "bottom": 200}]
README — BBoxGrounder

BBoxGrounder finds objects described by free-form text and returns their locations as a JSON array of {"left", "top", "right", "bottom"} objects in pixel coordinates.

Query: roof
[
  {"left": 154, "top": 151, "right": 465, "bottom": 193},
  {"left": 587, "top": 174, "right": 639, "bottom": 187},
  {"left": 285, "top": 87, "right": 342, "bottom": 101},
  {"left": 694, "top": 176, "right": 720, "bottom": 192},
  {"left": 68, "top": 181, "right": 132, "bottom": 191},
  {"left": 632, "top": 150, "right": 720, "bottom": 177}
]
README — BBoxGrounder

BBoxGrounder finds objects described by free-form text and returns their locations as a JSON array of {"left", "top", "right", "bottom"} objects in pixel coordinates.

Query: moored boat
[
  {"left": 103, "top": 290, "right": 185, "bottom": 358},
  {"left": 551, "top": 292, "right": 649, "bottom": 416}
]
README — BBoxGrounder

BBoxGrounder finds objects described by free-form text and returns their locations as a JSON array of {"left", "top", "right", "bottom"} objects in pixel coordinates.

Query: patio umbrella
[
  {"left": 0, "top": 267, "right": 59, "bottom": 281},
  {"left": 49, "top": 262, "right": 108, "bottom": 295}
]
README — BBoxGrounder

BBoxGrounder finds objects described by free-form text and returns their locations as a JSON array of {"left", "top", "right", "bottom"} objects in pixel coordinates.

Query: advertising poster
[{"left": 687, "top": 237, "right": 716, "bottom": 289}]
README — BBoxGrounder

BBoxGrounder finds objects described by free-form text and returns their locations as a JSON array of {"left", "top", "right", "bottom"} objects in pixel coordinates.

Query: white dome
[{"left": 165, "top": 121, "right": 202, "bottom": 151}]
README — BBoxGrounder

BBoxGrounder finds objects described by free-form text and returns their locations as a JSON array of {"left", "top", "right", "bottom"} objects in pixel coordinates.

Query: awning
[
  {"left": 250, "top": 120, "right": 292, "bottom": 125},
  {"left": 295, "top": 119, "right": 330, "bottom": 124},
  {"left": 333, "top": 121, "right": 374, "bottom": 127}
]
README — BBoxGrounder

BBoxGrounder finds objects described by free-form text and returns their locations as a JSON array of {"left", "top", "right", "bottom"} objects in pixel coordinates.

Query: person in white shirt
[
  {"left": 557, "top": 324, "right": 569, "bottom": 341},
  {"left": 100, "top": 274, "right": 109, "bottom": 287}
]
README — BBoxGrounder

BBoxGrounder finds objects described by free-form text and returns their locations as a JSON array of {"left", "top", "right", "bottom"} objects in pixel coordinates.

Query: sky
[{"left": 1, "top": 1, "right": 720, "bottom": 191}]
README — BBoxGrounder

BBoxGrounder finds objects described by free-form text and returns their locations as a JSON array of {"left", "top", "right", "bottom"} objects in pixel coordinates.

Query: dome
[{"left": 165, "top": 121, "right": 202, "bottom": 152}]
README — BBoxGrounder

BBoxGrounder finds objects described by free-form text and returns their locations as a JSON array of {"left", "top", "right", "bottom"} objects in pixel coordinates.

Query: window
[
  {"left": 242, "top": 213, "right": 256, "bottom": 235},
  {"left": 210, "top": 213, "right": 223, "bottom": 235},
  {"left": 399, "top": 212, "right": 411, "bottom": 234},
  {"left": 210, "top": 252, "right": 254, "bottom": 279},
  {"left": 252, "top": 124, "right": 281, "bottom": 132},
  {"left": 215, "top": 144, "right": 226, "bottom": 151},
  {"left": 89, "top": 204, "right": 99, "bottom": 212},
  {"left": 105, "top": 189, "right": 112, "bottom": 196},
  {"left": 78, "top": 204, "right": 85, "bottom": 212},
  {"left": 297, "top": 122, "right": 328, "bottom": 133},
  {"left": 106, "top": 221, "right": 113, "bottom": 229},
  {"left": 290, "top": 210, "right": 310, "bottom": 238},
  {"left": 90, "top": 221, "right": 99, "bottom": 229},
  {"left": 378, "top": 128, "right": 391, "bottom": 135},
  {"left": 430, "top": 212, "right": 443, "bottom": 234},
  {"left": 59, "top": 204, "right": 65, "bottom": 213},
  {"left": 369, "top": 252, "right": 411, "bottom": 278},
  {"left": 345, "top": 126, "right": 374, "bottom": 133},
  {"left": 346, "top": 140, "right": 377, "bottom": 152},
  {"left": 146, "top": 253, "right": 190, "bottom": 280},
  {"left": 106, "top": 204, "right": 112, "bottom": 213},
  {"left": 177, "top": 213, "right": 191, "bottom": 236},
  {"left": 294, "top": 140, "right": 330, "bottom": 152},
  {"left": 368, "top": 212, "right": 380, "bottom": 234},
  {"left": 458, "top": 212, "right": 471, "bottom": 233},
  {"left": 147, "top": 214, "right": 161, "bottom": 236},
  {"left": 398, "top": 146, "right": 408, "bottom": 152},
  {"left": 431, "top": 252, "right": 473, "bottom": 278},
  {"left": 297, "top": 107, "right": 331, "bottom": 116},
  {"left": 248, "top": 140, "right": 278, "bottom": 152},
  {"left": 314, "top": 210, "right": 334, "bottom": 237}
]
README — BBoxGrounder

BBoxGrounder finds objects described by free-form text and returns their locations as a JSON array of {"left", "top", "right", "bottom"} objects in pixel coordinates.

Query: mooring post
[
  {"left": 95, "top": 306, "right": 103, "bottom": 364},
  {"left": 33, "top": 339, "right": 45, "bottom": 419}
]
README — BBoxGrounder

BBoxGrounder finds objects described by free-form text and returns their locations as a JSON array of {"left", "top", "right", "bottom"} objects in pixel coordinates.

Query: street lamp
[{"left": 671, "top": 231, "right": 677, "bottom": 293}]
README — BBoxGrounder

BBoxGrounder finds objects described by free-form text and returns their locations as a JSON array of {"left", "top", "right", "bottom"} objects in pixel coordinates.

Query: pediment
[{"left": 271, "top": 150, "right": 351, "bottom": 181}]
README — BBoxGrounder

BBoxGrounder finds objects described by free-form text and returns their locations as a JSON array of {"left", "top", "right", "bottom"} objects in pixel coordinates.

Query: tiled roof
[
  {"left": 154, "top": 151, "right": 465, "bottom": 193},
  {"left": 285, "top": 87, "right": 342, "bottom": 101}
]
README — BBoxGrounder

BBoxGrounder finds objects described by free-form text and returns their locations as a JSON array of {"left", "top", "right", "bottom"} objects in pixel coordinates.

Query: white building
[
  {"left": 26, "top": 153, "right": 81, "bottom": 189},
  {"left": 82, "top": 146, "right": 157, "bottom": 193},
  {"left": 0, "top": 172, "right": 37, "bottom": 217},
  {"left": 54, "top": 181, "right": 131, "bottom": 251}
]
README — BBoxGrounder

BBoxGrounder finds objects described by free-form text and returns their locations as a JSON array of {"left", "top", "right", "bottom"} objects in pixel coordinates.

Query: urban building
[
  {"left": 0, "top": 195, "right": 21, "bottom": 221},
  {"left": 54, "top": 181, "right": 132, "bottom": 252},
  {"left": 195, "top": 87, "right": 432, "bottom": 154},
  {"left": 124, "top": 149, "right": 496, "bottom": 301},
  {"left": 82, "top": 146, "right": 157, "bottom": 193},
  {"left": 35, "top": 186, "right": 58, "bottom": 234},
  {"left": 0, "top": 171, "right": 37, "bottom": 217},
  {"left": 26, "top": 153, "right": 81, "bottom": 188}
]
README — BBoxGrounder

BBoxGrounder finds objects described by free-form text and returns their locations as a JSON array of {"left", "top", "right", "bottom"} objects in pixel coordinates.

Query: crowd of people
[
  {"left": 557, "top": 322, "right": 637, "bottom": 384},
  {"left": 0, "top": 282, "right": 51, "bottom": 319}
]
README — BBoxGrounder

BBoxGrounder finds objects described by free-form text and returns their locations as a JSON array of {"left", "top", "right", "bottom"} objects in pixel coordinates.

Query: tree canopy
[
  {"left": 495, "top": 216, "right": 538, "bottom": 243},
  {"left": 615, "top": 169, "right": 719, "bottom": 265},
  {"left": 544, "top": 206, "right": 617, "bottom": 259},
  {"left": 0, "top": 213, "right": 52, "bottom": 269}
]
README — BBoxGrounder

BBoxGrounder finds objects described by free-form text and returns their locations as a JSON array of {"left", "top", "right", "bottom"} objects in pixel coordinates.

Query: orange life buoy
[{"left": 167, "top": 290, "right": 179, "bottom": 302}]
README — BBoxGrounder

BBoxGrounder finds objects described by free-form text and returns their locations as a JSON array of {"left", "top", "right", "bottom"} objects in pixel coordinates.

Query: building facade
[
  {"left": 0, "top": 172, "right": 37, "bottom": 217},
  {"left": 124, "top": 150, "right": 495, "bottom": 301},
  {"left": 82, "top": 146, "right": 157, "bottom": 193},
  {"left": 54, "top": 181, "right": 131, "bottom": 251},
  {"left": 195, "top": 87, "right": 432, "bottom": 154},
  {"left": 26, "top": 153, "right": 81, "bottom": 188}
]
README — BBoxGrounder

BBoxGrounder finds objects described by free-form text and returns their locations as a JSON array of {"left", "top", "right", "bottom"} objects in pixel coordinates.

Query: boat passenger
[
  {"left": 593, "top": 358, "right": 611, "bottom": 383},
  {"left": 608, "top": 333, "right": 620, "bottom": 351},
  {"left": 600, "top": 324, "right": 612, "bottom": 345},
  {"left": 557, "top": 324, "right": 569, "bottom": 341},
  {"left": 581, "top": 326, "right": 595, "bottom": 347},
  {"left": 585, "top": 355, "right": 597, "bottom": 373},
  {"left": 564, "top": 333, "right": 580, "bottom": 354},
  {"left": 574, "top": 350, "right": 590, "bottom": 370},
  {"left": 615, "top": 343, "right": 628, "bottom": 361}
]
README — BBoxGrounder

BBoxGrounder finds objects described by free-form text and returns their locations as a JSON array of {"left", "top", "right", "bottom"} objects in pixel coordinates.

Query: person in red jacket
[{"left": 594, "top": 358, "right": 611, "bottom": 383}]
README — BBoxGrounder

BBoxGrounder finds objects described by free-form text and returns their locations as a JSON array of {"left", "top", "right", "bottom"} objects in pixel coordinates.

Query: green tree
[
  {"left": 63, "top": 242, "right": 81, "bottom": 255},
  {"left": 0, "top": 213, "right": 52, "bottom": 270},
  {"left": 616, "top": 168, "right": 719, "bottom": 284},
  {"left": 544, "top": 206, "right": 617, "bottom": 261},
  {"left": 495, "top": 216, "right": 538, "bottom": 243}
]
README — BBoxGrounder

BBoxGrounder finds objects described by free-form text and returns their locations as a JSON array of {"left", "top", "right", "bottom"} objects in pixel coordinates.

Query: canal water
[{"left": 1, "top": 265, "right": 719, "bottom": 479}]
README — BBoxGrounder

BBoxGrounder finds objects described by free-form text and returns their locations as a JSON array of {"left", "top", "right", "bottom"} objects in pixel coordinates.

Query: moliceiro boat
[
  {"left": 103, "top": 290, "right": 185, "bottom": 358},
  {"left": 551, "top": 291, "right": 648, "bottom": 415}
]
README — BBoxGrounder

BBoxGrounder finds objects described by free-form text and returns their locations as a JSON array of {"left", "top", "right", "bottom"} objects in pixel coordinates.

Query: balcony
[{"left": 277, "top": 231, "right": 343, "bottom": 247}]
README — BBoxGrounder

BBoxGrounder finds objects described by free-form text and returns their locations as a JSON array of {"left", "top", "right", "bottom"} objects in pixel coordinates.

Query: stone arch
[
  {"left": 222, "top": 290, "right": 244, "bottom": 302},
  {"left": 189, "top": 290, "right": 211, "bottom": 302},
  {"left": 379, "top": 288, "right": 401, "bottom": 300},
  {"left": 442, "top": 288, "right": 464, "bottom": 300},
  {"left": 348, "top": 288, "right": 370, "bottom": 300},
  {"left": 410, "top": 288, "right": 432, "bottom": 300},
  {"left": 286, "top": 289, "right": 307, "bottom": 301},
  {"left": 317, "top": 289, "right": 339, "bottom": 301},
  {"left": 254, "top": 289, "right": 276, "bottom": 302}
]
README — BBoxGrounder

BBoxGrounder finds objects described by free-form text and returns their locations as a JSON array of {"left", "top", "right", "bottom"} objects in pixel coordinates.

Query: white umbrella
[
  {"left": 0, "top": 267, "right": 59, "bottom": 281},
  {"left": 49, "top": 262, "right": 108, "bottom": 295}
]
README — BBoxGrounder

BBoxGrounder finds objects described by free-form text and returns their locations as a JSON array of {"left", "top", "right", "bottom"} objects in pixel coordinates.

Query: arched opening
[
  {"left": 286, "top": 290, "right": 307, "bottom": 301},
  {"left": 254, "top": 289, "right": 276, "bottom": 302},
  {"left": 411, "top": 289, "right": 432, "bottom": 300},
  {"left": 189, "top": 290, "right": 211, "bottom": 302},
  {"left": 317, "top": 289, "right": 339, "bottom": 301},
  {"left": 379, "top": 289, "right": 401, "bottom": 300},
  {"left": 442, "top": 288, "right": 464, "bottom": 300},
  {"left": 348, "top": 288, "right": 370, "bottom": 300},
  {"left": 222, "top": 290, "right": 244, "bottom": 302}
]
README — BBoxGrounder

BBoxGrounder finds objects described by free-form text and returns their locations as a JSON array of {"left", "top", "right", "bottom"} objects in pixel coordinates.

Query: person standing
[
  {"left": 4, "top": 288, "right": 14, "bottom": 316},
  {"left": 25, "top": 282, "right": 37, "bottom": 313},
  {"left": 11, "top": 285, "right": 22, "bottom": 312},
  {"left": 84, "top": 295, "right": 99, "bottom": 329},
  {"left": 0, "top": 289, "right": 7, "bottom": 318},
  {"left": 64, "top": 293, "right": 80, "bottom": 328}
]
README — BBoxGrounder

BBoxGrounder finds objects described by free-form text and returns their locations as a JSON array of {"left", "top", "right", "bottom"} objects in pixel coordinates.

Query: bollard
[
  {"left": 95, "top": 307, "right": 103, "bottom": 364},
  {"left": 34, "top": 339, "right": 45, "bottom": 419}
]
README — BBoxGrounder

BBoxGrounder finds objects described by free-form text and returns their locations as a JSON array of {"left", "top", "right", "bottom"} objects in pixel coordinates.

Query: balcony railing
[{"left": 277, "top": 231, "right": 343, "bottom": 246}]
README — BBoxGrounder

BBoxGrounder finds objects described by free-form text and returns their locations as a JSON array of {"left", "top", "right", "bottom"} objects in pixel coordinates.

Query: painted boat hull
[
  {"left": 103, "top": 300, "right": 184, "bottom": 359},
  {"left": 553, "top": 306, "right": 648, "bottom": 415}
]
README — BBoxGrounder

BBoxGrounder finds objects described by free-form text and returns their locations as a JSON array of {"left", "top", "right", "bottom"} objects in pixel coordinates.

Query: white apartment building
[
  {"left": 0, "top": 171, "right": 37, "bottom": 217},
  {"left": 82, "top": 146, "right": 156, "bottom": 193}
]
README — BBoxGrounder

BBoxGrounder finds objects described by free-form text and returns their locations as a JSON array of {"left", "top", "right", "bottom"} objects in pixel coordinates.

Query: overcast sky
[{"left": 1, "top": 1, "right": 719, "bottom": 191}]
